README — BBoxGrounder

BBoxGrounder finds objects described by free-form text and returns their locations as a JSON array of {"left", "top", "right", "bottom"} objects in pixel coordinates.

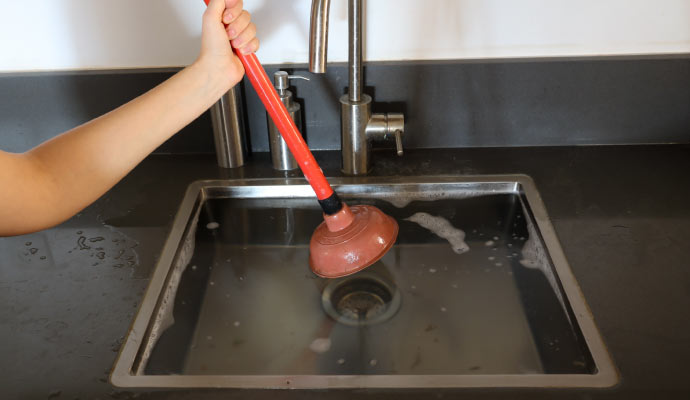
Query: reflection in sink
[{"left": 111, "top": 176, "right": 617, "bottom": 388}]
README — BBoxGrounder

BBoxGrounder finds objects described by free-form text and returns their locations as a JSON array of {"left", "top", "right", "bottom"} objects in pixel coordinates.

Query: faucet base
[{"left": 340, "top": 93, "right": 372, "bottom": 175}]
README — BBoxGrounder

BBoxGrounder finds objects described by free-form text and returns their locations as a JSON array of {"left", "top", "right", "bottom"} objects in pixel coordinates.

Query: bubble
[
  {"left": 309, "top": 338, "right": 332, "bottom": 354},
  {"left": 337, "top": 358, "right": 345, "bottom": 365},
  {"left": 369, "top": 359, "right": 378, "bottom": 366}
]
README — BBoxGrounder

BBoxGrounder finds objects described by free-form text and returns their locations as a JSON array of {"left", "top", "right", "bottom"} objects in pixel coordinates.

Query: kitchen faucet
[{"left": 309, "top": 0, "right": 405, "bottom": 175}]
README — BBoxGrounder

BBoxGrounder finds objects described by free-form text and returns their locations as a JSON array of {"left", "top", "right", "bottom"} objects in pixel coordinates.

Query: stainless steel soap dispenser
[{"left": 266, "top": 71, "right": 308, "bottom": 171}]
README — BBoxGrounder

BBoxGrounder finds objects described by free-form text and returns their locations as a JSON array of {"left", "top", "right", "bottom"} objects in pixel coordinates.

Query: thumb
[{"left": 203, "top": 0, "right": 225, "bottom": 20}]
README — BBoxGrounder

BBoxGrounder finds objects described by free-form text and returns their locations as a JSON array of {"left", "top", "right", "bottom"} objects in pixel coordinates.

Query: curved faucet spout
[{"left": 309, "top": 0, "right": 331, "bottom": 73}]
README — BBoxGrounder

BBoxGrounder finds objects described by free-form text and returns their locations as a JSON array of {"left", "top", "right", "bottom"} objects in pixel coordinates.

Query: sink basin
[{"left": 111, "top": 175, "right": 617, "bottom": 388}]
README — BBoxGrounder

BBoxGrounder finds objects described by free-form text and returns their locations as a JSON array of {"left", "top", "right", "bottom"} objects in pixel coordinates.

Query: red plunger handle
[{"left": 202, "top": 0, "right": 334, "bottom": 201}]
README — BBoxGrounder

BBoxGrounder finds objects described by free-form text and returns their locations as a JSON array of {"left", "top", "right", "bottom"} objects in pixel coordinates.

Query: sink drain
[{"left": 321, "top": 273, "right": 401, "bottom": 326}]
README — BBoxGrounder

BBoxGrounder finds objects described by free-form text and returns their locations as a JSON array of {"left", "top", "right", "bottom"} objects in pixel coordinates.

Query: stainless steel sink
[{"left": 111, "top": 175, "right": 617, "bottom": 388}]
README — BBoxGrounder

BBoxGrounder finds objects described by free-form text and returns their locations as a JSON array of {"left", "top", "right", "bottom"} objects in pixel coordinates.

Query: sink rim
[{"left": 110, "top": 174, "right": 618, "bottom": 389}]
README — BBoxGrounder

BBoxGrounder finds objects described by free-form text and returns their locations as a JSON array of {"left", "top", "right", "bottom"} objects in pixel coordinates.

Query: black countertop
[{"left": 2, "top": 145, "right": 689, "bottom": 399}]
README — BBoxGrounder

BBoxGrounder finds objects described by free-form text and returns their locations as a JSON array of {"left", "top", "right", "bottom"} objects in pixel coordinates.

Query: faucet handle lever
[
  {"left": 366, "top": 112, "right": 405, "bottom": 156},
  {"left": 386, "top": 113, "right": 404, "bottom": 157},
  {"left": 394, "top": 129, "right": 404, "bottom": 156}
]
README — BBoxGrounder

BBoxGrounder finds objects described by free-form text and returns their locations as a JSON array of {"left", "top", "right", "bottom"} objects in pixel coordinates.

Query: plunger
[{"left": 203, "top": 0, "right": 398, "bottom": 278}]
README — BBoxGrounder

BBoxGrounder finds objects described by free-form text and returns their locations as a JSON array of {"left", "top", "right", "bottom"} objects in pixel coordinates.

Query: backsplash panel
[{"left": 1, "top": 57, "right": 688, "bottom": 154}]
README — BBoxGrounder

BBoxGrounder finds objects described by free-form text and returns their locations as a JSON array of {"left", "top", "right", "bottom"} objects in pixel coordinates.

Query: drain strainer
[{"left": 321, "top": 273, "right": 401, "bottom": 326}]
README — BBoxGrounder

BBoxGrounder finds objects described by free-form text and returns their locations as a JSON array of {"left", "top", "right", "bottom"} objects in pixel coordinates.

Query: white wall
[{"left": 1, "top": 0, "right": 689, "bottom": 72}]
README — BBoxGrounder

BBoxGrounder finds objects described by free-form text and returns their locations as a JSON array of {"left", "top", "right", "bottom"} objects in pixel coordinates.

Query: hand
[{"left": 196, "top": 0, "right": 260, "bottom": 90}]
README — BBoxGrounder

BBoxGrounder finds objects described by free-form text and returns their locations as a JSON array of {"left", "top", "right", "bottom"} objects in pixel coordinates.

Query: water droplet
[
  {"left": 25, "top": 242, "right": 32, "bottom": 246},
  {"left": 29, "top": 248, "right": 38, "bottom": 255},
  {"left": 96, "top": 252, "right": 105, "bottom": 260},
  {"left": 206, "top": 222, "right": 220, "bottom": 230},
  {"left": 40, "top": 256, "right": 46, "bottom": 260},
  {"left": 77, "top": 236, "right": 90, "bottom": 250},
  {"left": 89, "top": 237, "right": 105, "bottom": 243},
  {"left": 76, "top": 231, "right": 83, "bottom": 235}
]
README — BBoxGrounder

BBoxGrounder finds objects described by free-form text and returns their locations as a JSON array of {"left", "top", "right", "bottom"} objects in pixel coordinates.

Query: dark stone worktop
[{"left": 1, "top": 145, "right": 689, "bottom": 399}]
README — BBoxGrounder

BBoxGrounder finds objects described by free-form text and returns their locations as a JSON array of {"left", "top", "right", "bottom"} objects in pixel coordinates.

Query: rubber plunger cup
[
  {"left": 202, "top": 0, "right": 398, "bottom": 278},
  {"left": 309, "top": 204, "right": 399, "bottom": 278}
]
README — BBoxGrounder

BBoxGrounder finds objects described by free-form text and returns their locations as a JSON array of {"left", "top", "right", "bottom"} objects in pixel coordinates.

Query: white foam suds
[
  {"left": 405, "top": 213, "right": 469, "bottom": 255},
  {"left": 309, "top": 338, "right": 332, "bottom": 354},
  {"left": 206, "top": 222, "right": 220, "bottom": 230}
]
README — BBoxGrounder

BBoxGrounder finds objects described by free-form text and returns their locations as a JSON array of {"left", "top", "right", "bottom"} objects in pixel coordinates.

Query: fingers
[
  {"left": 238, "top": 37, "right": 260, "bottom": 55},
  {"left": 231, "top": 21, "right": 257, "bottom": 51},
  {"left": 225, "top": 9, "right": 251, "bottom": 39},
  {"left": 222, "top": 0, "right": 244, "bottom": 25}
]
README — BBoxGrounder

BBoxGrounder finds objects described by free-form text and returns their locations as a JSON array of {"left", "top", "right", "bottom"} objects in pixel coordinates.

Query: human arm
[{"left": 0, "top": 0, "right": 258, "bottom": 236}]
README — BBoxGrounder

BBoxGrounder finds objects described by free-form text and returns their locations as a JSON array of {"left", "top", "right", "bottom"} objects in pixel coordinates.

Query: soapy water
[{"left": 404, "top": 213, "right": 469, "bottom": 255}]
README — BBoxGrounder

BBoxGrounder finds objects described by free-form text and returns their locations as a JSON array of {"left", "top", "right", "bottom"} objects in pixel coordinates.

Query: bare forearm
[
  {"left": 5, "top": 60, "right": 232, "bottom": 235},
  {"left": 0, "top": 0, "right": 258, "bottom": 236}
]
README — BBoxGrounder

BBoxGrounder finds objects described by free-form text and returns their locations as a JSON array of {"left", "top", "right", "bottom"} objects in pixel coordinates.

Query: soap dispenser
[{"left": 266, "top": 71, "right": 308, "bottom": 171}]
